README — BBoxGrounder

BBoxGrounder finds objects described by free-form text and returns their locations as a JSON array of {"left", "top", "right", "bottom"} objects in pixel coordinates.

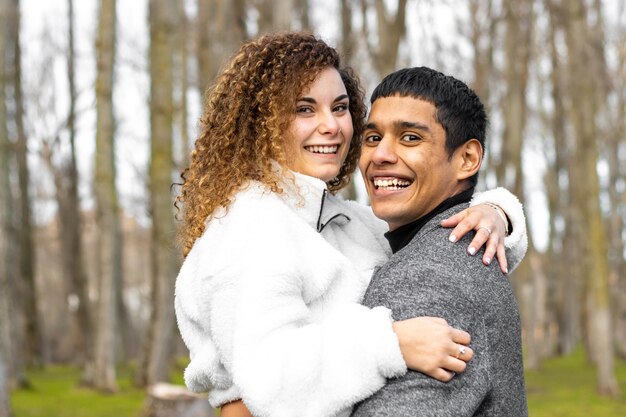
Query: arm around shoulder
[{"left": 471, "top": 187, "right": 528, "bottom": 271}]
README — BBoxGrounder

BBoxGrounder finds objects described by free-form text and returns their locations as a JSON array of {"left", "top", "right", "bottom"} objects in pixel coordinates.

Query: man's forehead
[{"left": 366, "top": 96, "right": 438, "bottom": 129}]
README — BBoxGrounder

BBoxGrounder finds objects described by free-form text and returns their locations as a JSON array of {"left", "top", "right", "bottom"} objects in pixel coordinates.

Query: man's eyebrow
[
  {"left": 364, "top": 120, "right": 431, "bottom": 132},
  {"left": 394, "top": 121, "right": 431, "bottom": 133}
]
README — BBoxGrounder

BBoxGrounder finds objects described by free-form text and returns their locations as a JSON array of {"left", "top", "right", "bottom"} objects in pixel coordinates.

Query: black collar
[{"left": 384, "top": 187, "right": 475, "bottom": 254}]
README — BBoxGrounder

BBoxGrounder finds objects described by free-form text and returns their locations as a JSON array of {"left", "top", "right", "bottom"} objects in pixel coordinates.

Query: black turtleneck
[{"left": 384, "top": 187, "right": 475, "bottom": 254}]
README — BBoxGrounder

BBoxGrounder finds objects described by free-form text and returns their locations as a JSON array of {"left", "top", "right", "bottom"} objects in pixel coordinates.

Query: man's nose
[{"left": 371, "top": 137, "right": 398, "bottom": 164}]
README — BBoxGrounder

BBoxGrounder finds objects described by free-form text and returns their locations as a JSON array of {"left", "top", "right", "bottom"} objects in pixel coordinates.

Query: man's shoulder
[{"left": 374, "top": 203, "right": 506, "bottom": 298}]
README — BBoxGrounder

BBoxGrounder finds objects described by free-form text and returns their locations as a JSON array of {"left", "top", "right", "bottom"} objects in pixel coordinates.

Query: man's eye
[
  {"left": 364, "top": 135, "right": 381, "bottom": 143},
  {"left": 401, "top": 134, "right": 421, "bottom": 142}
]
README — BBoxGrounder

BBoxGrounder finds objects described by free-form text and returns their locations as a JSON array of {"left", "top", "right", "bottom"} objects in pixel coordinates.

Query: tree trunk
[
  {"left": 606, "top": 0, "right": 626, "bottom": 360},
  {"left": 272, "top": 0, "right": 294, "bottom": 31},
  {"left": 140, "top": 384, "right": 213, "bottom": 417},
  {"left": 296, "top": 0, "right": 310, "bottom": 31},
  {"left": 58, "top": 0, "right": 95, "bottom": 382},
  {"left": 6, "top": 0, "right": 41, "bottom": 367},
  {"left": 469, "top": 0, "right": 496, "bottom": 187},
  {"left": 560, "top": 0, "right": 619, "bottom": 397},
  {"left": 177, "top": 0, "right": 189, "bottom": 167},
  {"left": 546, "top": 7, "right": 580, "bottom": 356},
  {"left": 340, "top": 0, "right": 355, "bottom": 64},
  {"left": 137, "top": 0, "right": 180, "bottom": 386},
  {"left": 196, "top": 0, "right": 247, "bottom": 93},
  {"left": 0, "top": 2, "right": 14, "bottom": 412},
  {"left": 499, "top": 0, "right": 547, "bottom": 370},
  {"left": 361, "top": 0, "right": 408, "bottom": 78},
  {"left": 92, "top": 0, "right": 120, "bottom": 393}
]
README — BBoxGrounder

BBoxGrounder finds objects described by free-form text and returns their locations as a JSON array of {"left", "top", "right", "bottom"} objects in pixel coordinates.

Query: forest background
[{"left": 0, "top": 0, "right": 625, "bottom": 416}]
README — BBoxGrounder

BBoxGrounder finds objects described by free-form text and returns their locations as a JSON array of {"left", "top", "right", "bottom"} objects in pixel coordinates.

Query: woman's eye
[
  {"left": 296, "top": 106, "right": 313, "bottom": 114},
  {"left": 333, "top": 103, "right": 349, "bottom": 112}
]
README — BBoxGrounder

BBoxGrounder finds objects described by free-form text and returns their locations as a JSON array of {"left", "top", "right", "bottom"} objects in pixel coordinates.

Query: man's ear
[{"left": 455, "top": 139, "right": 483, "bottom": 181}]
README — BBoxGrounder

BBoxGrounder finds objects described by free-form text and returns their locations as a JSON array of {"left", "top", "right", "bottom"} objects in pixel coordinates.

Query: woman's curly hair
[{"left": 176, "top": 32, "right": 367, "bottom": 256}]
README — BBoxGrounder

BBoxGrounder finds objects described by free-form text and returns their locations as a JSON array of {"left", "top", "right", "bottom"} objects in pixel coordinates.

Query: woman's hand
[
  {"left": 392, "top": 317, "right": 473, "bottom": 382},
  {"left": 441, "top": 203, "right": 508, "bottom": 273},
  {"left": 221, "top": 400, "right": 254, "bottom": 417}
]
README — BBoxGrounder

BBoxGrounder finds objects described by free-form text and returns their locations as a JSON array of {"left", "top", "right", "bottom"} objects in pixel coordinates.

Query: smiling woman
[
  {"left": 174, "top": 32, "right": 527, "bottom": 417},
  {"left": 284, "top": 67, "right": 353, "bottom": 182}
]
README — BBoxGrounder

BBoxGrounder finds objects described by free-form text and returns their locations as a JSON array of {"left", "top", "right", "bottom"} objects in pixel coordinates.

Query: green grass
[
  {"left": 525, "top": 348, "right": 626, "bottom": 416},
  {"left": 9, "top": 349, "right": 626, "bottom": 416},
  {"left": 11, "top": 366, "right": 145, "bottom": 417}
]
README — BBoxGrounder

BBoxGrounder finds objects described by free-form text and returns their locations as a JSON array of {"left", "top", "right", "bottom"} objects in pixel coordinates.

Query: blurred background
[{"left": 0, "top": 0, "right": 625, "bottom": 416}]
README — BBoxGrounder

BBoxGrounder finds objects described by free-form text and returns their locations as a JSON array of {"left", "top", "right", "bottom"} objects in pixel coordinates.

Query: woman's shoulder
[{"left": 332, "top": 197, "right": 389, "bottom": 235}]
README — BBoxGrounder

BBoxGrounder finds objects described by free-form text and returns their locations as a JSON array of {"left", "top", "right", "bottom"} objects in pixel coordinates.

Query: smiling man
[{"left": 351, "top": 67, "right": 528, "bottom": 417}]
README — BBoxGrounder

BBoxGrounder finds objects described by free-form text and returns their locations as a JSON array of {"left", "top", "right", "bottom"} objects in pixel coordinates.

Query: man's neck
[{"left": 384, "top": 187, "right": 474, "bottom": 254}]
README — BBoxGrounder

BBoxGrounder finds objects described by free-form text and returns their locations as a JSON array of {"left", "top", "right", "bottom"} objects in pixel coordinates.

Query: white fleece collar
[{"left": 276, "top": 168, "right": 351, "bottom": 233}]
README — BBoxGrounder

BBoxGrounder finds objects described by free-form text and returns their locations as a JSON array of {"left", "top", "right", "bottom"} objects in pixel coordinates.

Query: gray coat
[{"left": 351, "top": 203, "right": 528, "bottom": 417}]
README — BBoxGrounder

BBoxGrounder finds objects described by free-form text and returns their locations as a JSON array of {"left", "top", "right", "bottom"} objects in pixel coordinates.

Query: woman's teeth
[
  {"left": 305, "top": 145, "right": 338, "bottom": 154},
  {"left": 374, "top": 178, "right": 411, "bottom": 190}
]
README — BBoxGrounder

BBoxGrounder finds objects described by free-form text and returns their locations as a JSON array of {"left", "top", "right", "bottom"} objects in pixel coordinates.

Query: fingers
[
  {"left": 440, "top": 211, "right": 467, "bottom": 228},
  {"left": 431, "top": 344, "right": 475, "bottom": 382},
  {"left": 496, "top": 242, "right": 508, "bottom": 274},
  {"left": 467, "top": 226, "right": 491, "bottom": 256},
  {"left": 446, "top": 212, "right": 479, "bottom": 244},
  {"left": 431, "top": 368, "right": 455, "bottom": 383},
  {"left": 481, "top": 233, "right": 499, "bottom": 265},
  {"left": 451, "top": 344, "right": 474, "bottom": 363},
  {"left": 449, "top": 327, "right": 471, "bottom": 346}
]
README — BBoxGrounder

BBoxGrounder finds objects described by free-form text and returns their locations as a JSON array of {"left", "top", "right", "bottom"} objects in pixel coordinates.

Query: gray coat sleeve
[{"left": 352, "top": 224, "right": 527, "bottom": 417}]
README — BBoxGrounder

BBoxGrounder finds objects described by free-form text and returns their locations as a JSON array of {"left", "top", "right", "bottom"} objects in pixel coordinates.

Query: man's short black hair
[{"left": 370, "top": 67, "right": 487, "bottom": 186}]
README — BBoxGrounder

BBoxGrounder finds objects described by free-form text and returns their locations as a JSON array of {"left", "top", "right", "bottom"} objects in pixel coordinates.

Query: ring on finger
[
  {"left": 455, "top": 345, "right": 466, "bottom": 359},
  {"left": 478, "top": 226, "right": 492, "bottom": 235}
]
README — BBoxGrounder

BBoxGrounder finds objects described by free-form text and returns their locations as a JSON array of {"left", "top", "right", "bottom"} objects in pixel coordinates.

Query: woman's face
[{"left": 284, "top": 67, "right": 354, "bottom": 182}]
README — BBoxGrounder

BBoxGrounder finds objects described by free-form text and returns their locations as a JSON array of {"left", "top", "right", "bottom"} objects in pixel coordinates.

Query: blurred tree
[
  {"left": 296, "top": 0, "right": 310, "bottom": 30},
  {"left": 137, "top": 0, "right": 180, "bottom": 386},
  {"left": 56, "top": 0, "right": 94, "bottom": 381},
  {"left": 605, "top": 0, "right": 626, "bottom": 361},
  {"left": 360, "top": 0, "right": 408, "bottom": 78},
  {"left": 559, "top": 0, "right": 619, "bottom": 397},
  {"left": 340, "top": 0, "right": 355, "bottom": 64},
  {"left": 197, "top": 0, "right": 247, "bottom": 93},
  {"left": 92, "top": 0, "right": 120, "bottom": 393},
  {"left": 258, "top": 0, "right": 294, "bottom": 33},
  {"left": 545, "top": 4, "right": 581, "bottom": 357},
  {"left": 6, "top": 0, "right": 41, "bottom": 367},
  {"left": 0, "top": 0, "right": 14, "bottom": 413},
  {"left": 500, "top": 0, "right": 549, "bottom": 371},
  {"left": 176, "top": 0, "right": 189, "bottom": 165}
]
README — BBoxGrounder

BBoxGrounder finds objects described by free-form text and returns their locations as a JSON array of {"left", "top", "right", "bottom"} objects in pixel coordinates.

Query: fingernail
[
  {"left": 484, "top": 257, "right": 491, "bottom": 265},
  {"left": 505, "top": 267, "right": 509, "bottom": 275},
  {"left": 449, "top": 234, "right": 457, "bottom": 243},
  {"left": 468, "top": 247, "right": 476, "bottom": 255}
]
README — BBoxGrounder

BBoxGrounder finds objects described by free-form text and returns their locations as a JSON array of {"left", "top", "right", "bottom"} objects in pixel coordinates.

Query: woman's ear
[{"left": 455, "top": 139, "right": 483, "bottom": 181}]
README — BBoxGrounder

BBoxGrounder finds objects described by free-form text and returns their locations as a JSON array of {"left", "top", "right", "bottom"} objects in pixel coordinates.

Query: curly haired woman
[{"left": 175, "top": 32, "right": 527, "bottom": 417}]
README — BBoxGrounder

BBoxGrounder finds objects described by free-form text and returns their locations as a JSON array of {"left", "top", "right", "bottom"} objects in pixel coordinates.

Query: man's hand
[{"left": 392, "top": 317, "right": 474, "bottom": 382}]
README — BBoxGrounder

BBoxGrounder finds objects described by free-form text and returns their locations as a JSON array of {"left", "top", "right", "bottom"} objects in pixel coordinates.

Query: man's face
[{"left": 359, "top": 96, "right": 466, "bottom": 231}]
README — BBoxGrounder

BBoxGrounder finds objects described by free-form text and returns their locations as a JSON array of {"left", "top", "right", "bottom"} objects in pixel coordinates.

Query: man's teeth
[
  {"left": 374, "top": 178, "right": 411, "bottom": 190},
  {"left": 306, "top": 145, "right": 338, "bottom": 154}
]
